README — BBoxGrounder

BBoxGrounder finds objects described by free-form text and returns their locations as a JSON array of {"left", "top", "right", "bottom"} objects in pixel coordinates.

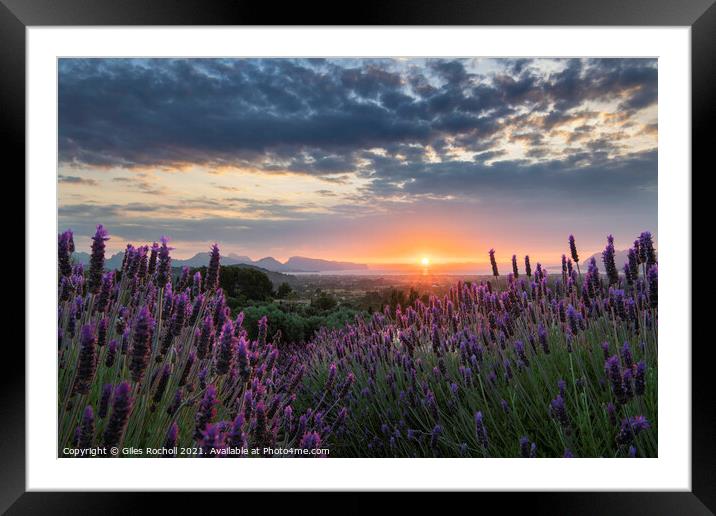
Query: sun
[{"left": 421, "top": 257, "right": 430, "bottom": 267}]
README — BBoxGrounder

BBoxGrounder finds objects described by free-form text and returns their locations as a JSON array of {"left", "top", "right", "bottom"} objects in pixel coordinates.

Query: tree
[
  {"left": 276, "top": 282, "right": 293, "bottom": 299},
  {"left": 311, "top": 291, "right": 337, "bottom": 312},
  {"left": 219, "top": 266, "right": 274, "bottom": 301}
]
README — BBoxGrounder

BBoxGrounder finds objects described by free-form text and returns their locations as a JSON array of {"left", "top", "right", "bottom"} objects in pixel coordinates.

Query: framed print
[{"left": 6, "top": 0, "right": 713, "bottom": 512}]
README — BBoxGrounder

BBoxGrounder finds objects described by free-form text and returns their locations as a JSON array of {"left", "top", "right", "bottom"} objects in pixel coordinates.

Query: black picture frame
[{"left": 4, "top": 0, "right": 712, "bottom": 512}]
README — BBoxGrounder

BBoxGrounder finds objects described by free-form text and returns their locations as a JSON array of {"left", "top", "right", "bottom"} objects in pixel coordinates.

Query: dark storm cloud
[
  {"left": 361, "top": 149, "right": 657, "bottom": 203},
  {"left": 58, "top": 58, "right": 657, "bottom": 175}
]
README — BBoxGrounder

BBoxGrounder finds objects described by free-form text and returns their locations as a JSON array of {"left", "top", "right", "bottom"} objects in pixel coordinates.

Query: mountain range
[{"left": 71, "top": 251, "right": 368, "bottom": 273}]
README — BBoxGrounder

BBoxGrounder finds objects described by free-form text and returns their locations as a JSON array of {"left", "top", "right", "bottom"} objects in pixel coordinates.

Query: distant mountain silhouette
[
  {"left": 253, "top": 257, "right": 286, "bottom": 270},
  {"left": 72, "top": 251, "right": 125, "bottom": 270},
  {"left": 71, "top": 250, "right": 368, "bottom": 273},
  {"left": 285, "top": 256, "right": 368, "bottom": 272}
]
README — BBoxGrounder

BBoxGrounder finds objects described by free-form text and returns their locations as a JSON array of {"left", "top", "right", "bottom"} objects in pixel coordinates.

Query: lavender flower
[
  {"left": 72, "top": 324, "right": 97, "bottom": 396},
  {"left": 524, "top": 255, "right": 532, "bottom": 278},
  {"left": 192, "top": 271, "right": 202, "bottom": 293},
  {"left": 257, "top": 315, "right": 268, "bottom": 346},
  {"left": 215, "top": 321, "right": 235, "bottom": 375},
  {"left": 550, "top": 394, "right": 570, "bottom": 430},
  {"left": 58, "top": 230, "right": 74, "bottom": 279},
  {"left": 639, "top": 231, "right": 657, "bottom": 268},
  {"left": 500, "top": 399, "right": 510, "bottom": 414},
  {"left": 95, "top": 271, "right": 114, "bottom": 313},
  {"left": 103, "top": 381, "right": 133, "bottom": 448},
  {"left": 623, "top": 263, "right": 633, "bottom": 286},
  {"left": 621, "top": 342, "right": 633, "bottom": 369},
  {"left": 194, "top": 384, "right": 217, "bottom": 440},
  {"left": 98, "top": 384, "right": 112, "bottom": 419},
  {"left": 163, "top": 422, "right": 178, "bottom": 457},
  {"left": 200, "top": 423, "right": 226, "bottom": 457},
  {"left": 605, "top": 355, "right": 627, "bottom": 405},
  {"left": 253, "top": 401, "right": 268, "bottom": 447},
  {"left": 635, "top": 361, "right": 646, "bottom": 396},
  {"left": 236, "top": 336, "right": 251, "bottom": 381},
  {"left": 568, "top": 234, "right": 579, "bottom": 264},
  {"left": 227, "top": 414, "right": 247, "bottom": 448},
  {"left": 151, "top": 364, "right": 172, "bottom": 409},
  {"left": 147, "top": 241, "right": 159, "bottom": 276},
  {"left": 489, "top": 249, "right": 499, "bottom": 277},
  {"left": 566, "top": 304, "right": 580, "bottom": 335},
  {"left": 514, "top": 340, "right": 529, "bottom": 367},
  {"left": 474, "top": 411, "right": 489, "bottom": 449},
  {"left": 156, "top": 236, "right": 172, "bottom": 289},
  {"left": 557, "top": 379, "right": 567, "bottom": 398},
  {"left": 205, "top": 243, "right": 221, "bottom": 292},
  {"left": 129, "top": 306, "right": 155, "bottom": 384},
  {"left": 300, "top": 431, "right": 322, "bottom": 450},
  {"left": 647, "top": 265, "right": 658, "bottom": 308},
  {"left": 179, "top": 350, "right": 195, "bottom": 387},
  {"left": 137, "top": 246, "right": 149, "bottom": 282},
  {"left": 519, "top": 436, "right": 531, "bottom": 458},
  {"left": 602, "top": 235, "right": 619, "bottom": 285},
  {"left": 170, "top": 292, "right": 188, "bottom": 337},
  {"left": 88, "top": 225, "right": 109, "bottom": 294},
  {"left": 627, "top": 247, "right": 639, "bottom": 280},
  {"left": 616, "top": 415, "right": 651, "bottom": 446},
  {"left": 325, "top": 363, "right": 337, "bottom": 392},
  {"left": 430, "top": 425, "right": 442, "bottom": 450},
  {"left": 512, "top": 254, "right": 519, "bottom": 277},
  {"left": 196, "top": 315, "right": 214, "bottom": 360},
  {"left": 338, "top": 372, "right": 355, "bottom": 399},
  {"left": 78, "top": 406, "right": 95, "bottom": 449},
  {"left": 538, "top": 324, "right": 549, "bottom": 354},
  {"left": 622, "top": 369, "right": 634, "bottom": 401},
  {"left": 97, "top": 316, "right": 109, "bottom": 348},
  {"left": 105, "top": 339, "right": 117, "bottom": 368}
]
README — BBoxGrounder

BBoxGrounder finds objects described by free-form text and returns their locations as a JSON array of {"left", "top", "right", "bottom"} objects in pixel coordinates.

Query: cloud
[
  {"left": 59, "top": 58, "right": 657, "bottom": 176},
  {"left": 58, "top": 175, "right": 98, "bottom": 186}
]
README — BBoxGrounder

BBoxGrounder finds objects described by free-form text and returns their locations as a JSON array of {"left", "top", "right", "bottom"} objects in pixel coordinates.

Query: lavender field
[{"left": 58, "top": 226, "right": 657, "bottom": 458}]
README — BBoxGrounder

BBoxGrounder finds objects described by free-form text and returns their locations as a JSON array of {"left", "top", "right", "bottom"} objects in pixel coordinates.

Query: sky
[{"left": 58, "top": 57, "right": 657, "bottom": 267}]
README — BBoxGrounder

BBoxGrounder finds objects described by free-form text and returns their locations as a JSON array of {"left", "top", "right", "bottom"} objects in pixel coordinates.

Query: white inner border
[{"left": 27, "top": 27, "right": 690, "bottom": 491}]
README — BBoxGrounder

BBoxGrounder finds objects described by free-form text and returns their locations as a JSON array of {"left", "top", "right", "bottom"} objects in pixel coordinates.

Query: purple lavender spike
[
  {"left": 568, "top": 234, "right": 579, "bottom": 264},
  {"left": 163, "top": 422, "right": 178, "bottom": 458},
  {"left": 88, "top": 225, "right": 109, "bottom": 294},
  {"left": 58, "top": 230, "right": 74, "bottom": 279},
  {"left": 78, "top": 405, "right": 95, "bottom": 449},
  {"left": 194, "top": 385, "right": 217, "bottom": 440},
  {"left": 156, "top": 236, "right": 172, "bottom": 289},
  {"left": 103, "top": 381, "right": 133, "bottom": 448},
  {"left": 489, "top": 249, "right": 499, "bottom": 277},
  {"left": 129, "top": 306, "right": 155, "bottom": 384},
  {"left": 72, "top": 324, "right": 97, "bottom": 396},
  {"left": 616, "top": 415, "right": 651, "bottom": 446},
  {"left": 474, "top": 411, "right": 489, "bottom": 449},
  {"left": 98, "top": 384, "right": 112, "bottom": 419},
  {"left": 215, "top": 320, "right": 235, "bottom": 375},
  {"left": 602, "top": 235, "right": 619, "bottom": 285},
  {"left": 205, "top": 243, "right": 221, "bottom": 292}
]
